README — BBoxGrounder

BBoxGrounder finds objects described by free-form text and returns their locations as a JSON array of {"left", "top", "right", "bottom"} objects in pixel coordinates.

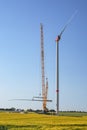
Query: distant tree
[
  {"left": 9, "top": 107, "right": 16, "bottom": 111},
  {"left": 49, "top": 109, "right": 56, "bottom": 112},
  {"left": 27, "top": 109, "right": 33, "bottom": 112}
]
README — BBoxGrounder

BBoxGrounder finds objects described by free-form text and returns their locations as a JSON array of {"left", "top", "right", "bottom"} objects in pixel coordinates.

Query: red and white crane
[
  {"left": 39, "top": 23, "right": 51, "bottom": 112},
  {"left": 34, "top": 23, "right": 52, "bottom": 112},
  {"left": 10, "top": 23, "right": 52, "bottom": 113}
]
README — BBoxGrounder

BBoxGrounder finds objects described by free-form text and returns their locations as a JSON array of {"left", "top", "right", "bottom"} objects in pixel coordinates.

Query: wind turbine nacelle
[{"left": 55, "top": 35, "right": 61, "bottom": 43}]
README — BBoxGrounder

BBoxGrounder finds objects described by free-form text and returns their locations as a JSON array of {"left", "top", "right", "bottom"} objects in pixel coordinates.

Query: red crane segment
[
  {"left": 40, "top": 24, "right": 49, "bottom": 112},
  {"left": 10, "top": 24, "right": 52, "bottom": 112},
  {"left": 40, "top": 23, "right": 45, "bottom": 101}
]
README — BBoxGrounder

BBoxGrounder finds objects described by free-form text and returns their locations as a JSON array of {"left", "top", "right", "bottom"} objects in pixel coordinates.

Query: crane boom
[
  {"left": 40, "top": 23, "right": 46, "bottom": 112},
  {"left": 40, "top": 24, "right": 50, "bottom": 112},
  {"left": 40, "top": 23, "right": 45, "bottom": 100},
  {"left": 9, "top": 24, "right": 52, "bottom": 112}
]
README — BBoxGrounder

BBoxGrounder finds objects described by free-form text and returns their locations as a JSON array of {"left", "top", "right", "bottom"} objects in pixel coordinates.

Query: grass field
[{"left": 0, "top": 112, "right": 87, "bottom": 130}]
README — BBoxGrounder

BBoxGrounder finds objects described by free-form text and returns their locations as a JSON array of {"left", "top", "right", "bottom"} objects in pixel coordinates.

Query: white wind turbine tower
[{"left": 55, "top": 11, "right": 77, "bottom": 115}]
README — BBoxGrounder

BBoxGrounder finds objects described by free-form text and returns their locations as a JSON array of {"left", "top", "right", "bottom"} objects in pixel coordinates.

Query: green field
[{"left": 0, "top": 112, "right": 87, "bottom": 130}]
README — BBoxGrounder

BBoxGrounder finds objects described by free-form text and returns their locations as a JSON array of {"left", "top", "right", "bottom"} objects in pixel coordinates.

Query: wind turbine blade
[
  {"left": 33, "top": 96, "right": 44, "bottom": 99},
  {"left": 60, "top": 10, "right": 78, "bottom": 37},
  {"left": 9, "top": 99, "right": 52, "bottom": 102},
  {"left": 30, "top": 99, "right": 52, "bottom": 102},
  {"left": 9, "top": 99, "right": 33, "bottom": 101}
]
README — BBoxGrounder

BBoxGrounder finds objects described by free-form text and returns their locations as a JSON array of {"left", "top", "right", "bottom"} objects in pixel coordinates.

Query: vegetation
[{"left": 0, "top": 112, "right": 87, "bottom": 130}]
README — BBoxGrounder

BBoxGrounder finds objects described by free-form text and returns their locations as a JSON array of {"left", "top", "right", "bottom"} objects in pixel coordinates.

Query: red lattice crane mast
[
  {"left": 40, "top": 23, "right": 48, "bottom": 112},
  {"left": 10, "top": 23, "right": 52, "bottom": 113}
]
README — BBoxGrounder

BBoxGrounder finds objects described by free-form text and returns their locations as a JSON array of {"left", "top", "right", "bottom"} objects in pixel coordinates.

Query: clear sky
[{"left": 0, "top": 0, "right": 87, "bottom": 111}]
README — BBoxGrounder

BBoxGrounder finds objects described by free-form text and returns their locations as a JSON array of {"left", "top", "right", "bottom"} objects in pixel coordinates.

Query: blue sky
[{"left": 0, "top": 0, "right": 87, "bottom": 111}]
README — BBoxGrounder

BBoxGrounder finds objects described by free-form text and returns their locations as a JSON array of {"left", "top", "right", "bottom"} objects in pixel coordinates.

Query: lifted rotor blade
[
  {"left": 33, "top": 96, "right": 43, "bottom": 99},
  {"left": 9, "top": 99, "right": 33, "bottom": 101},
  {"left": 32, "top": 99, "right": 52, "bottom": 102},
  {"left": 9, "top": 99, "right": 52, "bottom": 102}
]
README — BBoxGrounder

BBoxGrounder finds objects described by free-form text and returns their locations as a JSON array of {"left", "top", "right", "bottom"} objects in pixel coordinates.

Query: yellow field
[{"left": 0, "top": 112, "right": 87, "bottom": 130}]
